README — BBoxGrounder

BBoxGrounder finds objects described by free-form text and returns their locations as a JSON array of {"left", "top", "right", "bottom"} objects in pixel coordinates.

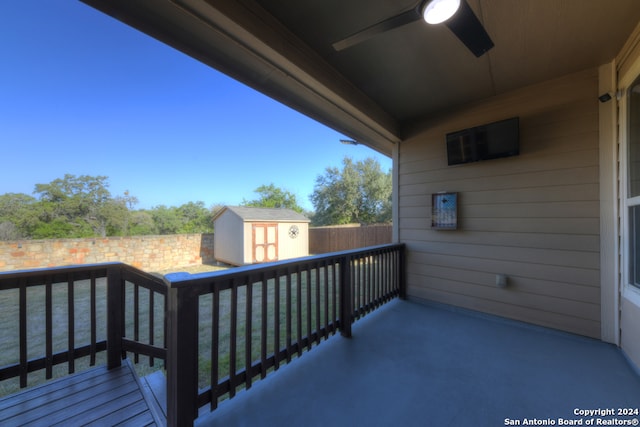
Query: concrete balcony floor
[{"left": 196, "top": 299, "right": 640, "bottom": 427}]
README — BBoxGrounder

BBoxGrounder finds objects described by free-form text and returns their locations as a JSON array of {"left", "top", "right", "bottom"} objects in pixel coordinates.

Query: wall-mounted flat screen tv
[{"left": 446, "top": 117, "right": 519, "bottom": 166}]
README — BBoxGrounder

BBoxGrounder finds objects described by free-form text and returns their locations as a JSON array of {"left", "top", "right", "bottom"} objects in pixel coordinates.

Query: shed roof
[{"left": 213, "top": 206, "right": 310, "bottom": 223}]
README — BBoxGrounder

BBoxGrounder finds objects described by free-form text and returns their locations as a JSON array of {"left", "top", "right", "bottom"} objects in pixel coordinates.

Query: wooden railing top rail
[
  {"left": 0, "top": 262, "right": 165, "bottom": 288},
  {"left": 0, "top": 263, "right": 115, "bottom": 289},
  {"left": 166, "top": 243, "right": 404, "bottom": 289}
]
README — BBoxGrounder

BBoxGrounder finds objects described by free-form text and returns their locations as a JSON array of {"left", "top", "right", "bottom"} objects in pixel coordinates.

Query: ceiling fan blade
[
  {"left": 445, "top": 0, "right": 494, "bottom": 57},
  {"left": 333, "top": 7, "right": 422, "bottom": 51}
]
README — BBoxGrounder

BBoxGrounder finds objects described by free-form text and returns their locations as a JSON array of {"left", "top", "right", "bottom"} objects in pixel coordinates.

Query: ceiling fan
[{"left": 332, "top": 0, "right": 494, "bottom": 57}]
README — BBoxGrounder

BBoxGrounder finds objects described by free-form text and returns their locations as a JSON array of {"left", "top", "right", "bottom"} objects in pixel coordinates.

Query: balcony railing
[
  {"left": 0, "top": 263, "right": 167, "bottom": 391},
  {"left": 0, "top": 243, "right": 405, "bottom": 427}
]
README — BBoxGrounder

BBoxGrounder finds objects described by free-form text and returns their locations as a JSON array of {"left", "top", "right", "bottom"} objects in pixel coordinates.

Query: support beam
[
  {"left": 165, "top": 282, "right": 200, "bottom": 427},
  {"left": 598, "top": 61, "right": 620, "bottom": 345}
]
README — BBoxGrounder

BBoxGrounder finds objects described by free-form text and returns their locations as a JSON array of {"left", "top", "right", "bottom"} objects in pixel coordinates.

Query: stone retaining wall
[{"left": 0, "top": 234, "right": 215, "bottom": 272}]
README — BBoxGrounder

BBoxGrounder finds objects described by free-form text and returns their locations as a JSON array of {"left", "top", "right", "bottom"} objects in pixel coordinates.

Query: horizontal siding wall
[{"left": 399, "top": 68, "right": 601, "bottom": 338}]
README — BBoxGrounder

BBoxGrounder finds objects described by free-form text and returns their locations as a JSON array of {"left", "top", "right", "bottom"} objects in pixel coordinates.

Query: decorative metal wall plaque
[{"left": 431, "top": 192, "right": 458, "bottom": 230}]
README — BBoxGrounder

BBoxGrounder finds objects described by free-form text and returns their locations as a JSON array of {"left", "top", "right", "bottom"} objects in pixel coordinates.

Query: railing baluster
[
  {"left": 90, "top": 272, "right": 97, "bottom": 366},
  {"left": 261, "top": 275, "right": 267, "bottom": 379},
  {"left": 274, "top": 272, "right": 281, "bottom": 370},
  {"left": 352, "top": 257, "right": 357, "bottom": 317},
  {"left": 323, "top": 262, "right": 329, "bottom": 339},
  {"left": 19, "top": 278, "right": 27, "bottom": 388},
  {"left": 359, "top": 256, "right": 364, "bottom": 314},
  {"left": 374, "top": 253, "right": 378, "bottom": 307},
  {"left": 296, "top": 267, "right": 302, "bottom": 357},
  {"left": 391, "top": 249, "right": 396, "bottom": 296},
  {"left": 367, "top": 255, "right": 372, "bottom": 310},
  {"left": 210, "top": 286, "right": 220, "bottom": 411},
  {"left": 385, "top": 249, "right": 389, "bottom": 297},
  {"left": 340, "top": 255, "right": 352, "bottom": 338},
  {"left": 315, "top": 266, "right": 321, "bottom": 344},
  {"left": 149, "top": 289, "right": 155, "bottom": 367},
  {"left": 67, "top": 274, "right": 75, "bottom": 374},
  {"left": 373, "top": 252, "right": 378, "bottom": 307},
  {"left": 380, "top": 251, "right": 385, "bottom": 301},
  {"left": 375, "top": 252, "right": 380, "bottom": 307},
  {"left": 107, "top": 266, "right": 123, "bottom": 370},
  {"left": 360, "top": 256, "right": 364, "bottom": 314},
  {"left": 372, "top": 253, "right": 377, "bottom": 307},
  {"left": 355, "top": 256, "right": 361, "bottom": 317},
  {"left": 45, "top": 277, "right": 53, "bottom": 378},
  {"left": 379, "top": 251, "right": 383, "bottom": 302},
  {"left": 384, "top": 250, "right": 388, "bottom": 298},
  {"left": 286, "top": 269, "right": 292, "bottom": 363},
  {"left": 399, "top": 243, "right": 406, "bottom": 299},
  {"left": 387, "top": 249, "right": 393, "bottom": 299},
  {"left": 245, "top": 279, "right": 252, "bottom": 389},
  {"left": 306, "top": 268, "right": 312, "bottom": 350},
  {"left": 332, "top": 262, "right": 337, "bottom": 332},
  {"left": 164, "top": 290, "right": 168, "bottom": 368},
  {"left": 120, "top": 279, "right": 126, "bottom": 360},
  {"left": 134, "top": 282, "right": 139, "bottom": 364},
  {"left": 359, "top": 256, "right": 364, "bottom": 313},
  {"left": 229, "top": 279, "right": 238, "bottom": 398},
  {"left": 376, "top": 252, "right": 381, "bottom": 305}
]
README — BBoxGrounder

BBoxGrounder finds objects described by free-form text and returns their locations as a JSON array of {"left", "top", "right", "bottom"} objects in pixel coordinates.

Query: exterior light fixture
[
  {"left": 422, "top": 0, "right": 461, "bottom": 24},
  {"left": 340, "top": 139, "right": 358, "bottom": 145}
]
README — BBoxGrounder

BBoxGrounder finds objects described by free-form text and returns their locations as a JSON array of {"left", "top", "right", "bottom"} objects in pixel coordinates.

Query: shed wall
[
  {"left": 399, "top": 68, "right": 601, "bottom": 338},
  {"left": 214, "top": 211, "right": 245, "bottom": 266},
  {"left": 277, "top": 222, "right": 309, "bottom": 260},
  {"left": 241, "top": 221, "right": 309, "bottom": 264}
]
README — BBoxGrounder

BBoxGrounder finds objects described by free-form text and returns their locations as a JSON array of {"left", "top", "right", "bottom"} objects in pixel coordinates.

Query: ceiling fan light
[{"left": 422, "top": 0, "right": 461, "bottom": 24}]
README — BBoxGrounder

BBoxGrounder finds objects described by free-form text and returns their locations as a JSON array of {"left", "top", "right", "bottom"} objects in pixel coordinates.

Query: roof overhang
[
  {"left": 80, "top": 0, "right": 640, "bottom": 157},
  {"left": 81, "top": 0, "right": 399, "bottom": 155}
]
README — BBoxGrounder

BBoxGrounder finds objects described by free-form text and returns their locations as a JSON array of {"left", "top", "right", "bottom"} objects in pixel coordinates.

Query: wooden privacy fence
[{"left": 309, "top": 224, "right": 392, "bottom": 254}]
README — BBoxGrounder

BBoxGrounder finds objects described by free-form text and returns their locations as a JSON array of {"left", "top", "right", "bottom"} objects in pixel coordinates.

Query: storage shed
[{"left": 213, "top": 206, "right": 310, "bottom": 266}]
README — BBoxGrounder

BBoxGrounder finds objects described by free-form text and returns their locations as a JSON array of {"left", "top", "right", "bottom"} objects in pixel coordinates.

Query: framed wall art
[{"left": 431, "top": 192, "right": 458, "bottom": 230}]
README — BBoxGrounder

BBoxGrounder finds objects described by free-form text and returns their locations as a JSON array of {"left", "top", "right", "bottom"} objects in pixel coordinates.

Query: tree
[
  {"left": 0, "top": 175, "right": 225, "bottom": 238},
  {"left": 149, "top": 202, "right": 214, "bottom": 235},
  {"left": 242, "top": 184, "right": 304, "bottom": 213},
  {"left": 33, "top": 174, "right": 114, "bottom": 237},
  {"left": 310, "top": 157, "right": 391, "bottom": 226},
  {"left": 0, "top": 193, "right": 39, "bottom": 239},
  {"left": 0, "top": 221, "right": 21, "bottom": 240},
  {"left": 110, "top": 190, "right": 139, "bottom": 236},
  {"left": 176, "top": 201, "right": 214, "bottom": 233},
  {"left": 128, "top": 211, "right": 158, "bottom": 236},
  {"left": 150, "top": 205, "right": 182, "bottom": 235}
]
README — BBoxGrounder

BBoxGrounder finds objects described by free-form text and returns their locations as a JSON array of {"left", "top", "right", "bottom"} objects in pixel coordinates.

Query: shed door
[{"left": 253, "top": 223, "right": 278, "bottom": 263}]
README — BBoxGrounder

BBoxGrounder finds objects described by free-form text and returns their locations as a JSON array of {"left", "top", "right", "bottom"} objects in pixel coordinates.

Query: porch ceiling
[{"left": 81, "top": 0, "right": 640, "bottom": 156}]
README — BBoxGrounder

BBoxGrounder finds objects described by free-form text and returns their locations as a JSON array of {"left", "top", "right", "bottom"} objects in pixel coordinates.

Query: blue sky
[{"left": 0, "top": 1, "right": 391, "bottom": 211}]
